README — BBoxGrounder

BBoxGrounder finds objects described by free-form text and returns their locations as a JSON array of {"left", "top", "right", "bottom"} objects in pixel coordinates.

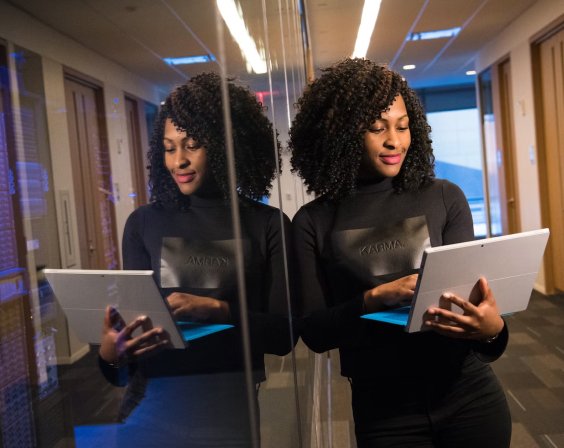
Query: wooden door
[
  {"left": 539, "top": 29, "right": 564, "bottom": 292},
  {"left": 64, "top": 76, "right": 119, "bottom": 270},
  {"left": 125, "top": 97, "right": 147, "bottom": 207},
  {"left": 498, "top": 60, "right": 521, "bottom": 234}
]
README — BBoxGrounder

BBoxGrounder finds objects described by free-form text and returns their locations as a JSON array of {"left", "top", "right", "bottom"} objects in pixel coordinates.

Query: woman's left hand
[
  {"left": 424, "top": 278, "right": 504, "bottom": 340},
  {"left": 166, "top": 292, "right": 230, "bottom": 324}
]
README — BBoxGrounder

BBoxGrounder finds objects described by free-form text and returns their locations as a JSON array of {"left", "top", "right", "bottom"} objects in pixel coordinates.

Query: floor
[
  {"left": 56, "top": 290, "right": 564, "bottom": 448},
  {"left": 312, "top": 290, "right": 564, "bottom": 448},
  {"left": 492, "top": 290, "right": 564, "bottom": 448}
]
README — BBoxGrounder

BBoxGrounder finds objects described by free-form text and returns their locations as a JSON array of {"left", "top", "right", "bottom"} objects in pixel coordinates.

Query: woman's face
[
  {"left": 164, "top": 118, "right": 210, "bottom": 195},
  {"left": 359, "top": 94, "right": 411, "bottom": 179}
]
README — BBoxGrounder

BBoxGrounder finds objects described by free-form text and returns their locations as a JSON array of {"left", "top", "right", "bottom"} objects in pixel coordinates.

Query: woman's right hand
[
  {"left": 99, "top": 306, "right": 171, "bottom": 365},
  {"left": 363, "top": 274, "right": 418, "bottom": 314}
]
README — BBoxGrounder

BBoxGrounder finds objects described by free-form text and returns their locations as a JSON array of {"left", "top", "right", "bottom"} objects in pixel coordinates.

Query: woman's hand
[
  {"left": 99, "top": 307, "right": 171, "bottom": 365},
  {"left": 166, "top": 293, "right": 230, "bottom": 324},
  {"left": 424, "top": 278, "right": 504, "bottom": 340},
  {"left": 363, "top": 274, "right": 418, "bottom": 314}
]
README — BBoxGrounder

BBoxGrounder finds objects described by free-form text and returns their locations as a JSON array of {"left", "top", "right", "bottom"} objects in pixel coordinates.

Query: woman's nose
[
  {"left": 384, "top": 129, "right": 400, "bottom": 149},
  {"left": 173, "top": 149, "right": 190, "bottom": 169}
]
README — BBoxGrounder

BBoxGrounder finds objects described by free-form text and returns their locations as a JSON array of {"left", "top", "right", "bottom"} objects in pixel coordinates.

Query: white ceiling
[
  {"left": 7, "top": 0, "right": 540, "bottom": 91},
  {"left": 307, "top": 0, "right": 540, "bottom": 87}
]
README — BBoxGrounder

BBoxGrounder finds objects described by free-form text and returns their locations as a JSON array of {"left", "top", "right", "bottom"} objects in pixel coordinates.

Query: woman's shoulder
[
  {"left": 239, "top": 198, "right": 291, "bottom": 227},
  {"left": 419, "top": 178, "right": 466, "bottom": 200}
]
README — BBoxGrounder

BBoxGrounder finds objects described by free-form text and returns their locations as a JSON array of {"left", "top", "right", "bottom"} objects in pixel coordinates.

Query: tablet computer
[
  {"left": 44, "top": 269, "right": 233, "bottom": 348},
  {"left": 362, "top": 229, "right": 550, "bottom": 333}
]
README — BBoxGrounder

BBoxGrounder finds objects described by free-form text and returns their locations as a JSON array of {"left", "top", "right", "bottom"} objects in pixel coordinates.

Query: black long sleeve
[
  {"left": 293, "top": 178, "right": 508, "bottom": 379},
  {"left": 99, "top": 197, "right": 296, "bottom": 386}
]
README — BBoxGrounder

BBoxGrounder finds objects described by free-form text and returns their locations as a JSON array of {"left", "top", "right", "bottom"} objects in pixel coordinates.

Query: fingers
[
  {"left": 426, "top": 321, "right": 477, "bottom": 338},
  {"left": 126, "top": 327, "right": 165, "bottom": 352},
  {"left": 427, "top": 308, "right": 472, "bottom": 326},
  {"left": 132, "top": 340, "right": 170, "bottom": 360},
  {"left": 405, "top": 274, "right": 418, "bottom": 290},
  {"left": 123, "top": 315, "right": 151, "bottom": 338},
  {"left": 104, "top": 306, "right": 126, "bottom": 332},
  {"left": 104, "top": 306, "right": 112, "bottom": 328},
  {"left": 479, "top": 278, "right": 489, "bottom": 295},
  {"left": 440, "top": 293, "right": 479, "bottom": 314},
  {"left": 166, "top": 292, "right": 190, "bottom": 310}
]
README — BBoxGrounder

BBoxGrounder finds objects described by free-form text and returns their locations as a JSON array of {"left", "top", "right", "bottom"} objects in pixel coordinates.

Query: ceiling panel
[{"left": 5, "top": 0, "right": 545, "bottom": 91}]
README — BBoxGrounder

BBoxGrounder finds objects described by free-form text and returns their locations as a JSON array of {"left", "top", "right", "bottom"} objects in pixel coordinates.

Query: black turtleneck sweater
[
  {"left": 101, "top": 195, "right": 296, "bottom": 385},
  {"left": 292, "top": 178, "right": 508, "bottom": 379}
]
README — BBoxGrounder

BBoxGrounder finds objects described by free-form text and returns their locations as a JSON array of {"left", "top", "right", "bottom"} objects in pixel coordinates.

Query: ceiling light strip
[
  {"left": 160, "top": 0, "right": 219, "bottom": 65},
  {"left": 217, "top": 0, "right": 267, "bottom": 74},
  {"left": 164, "top": 56, "right": 212, "bottom": 65},
  {"left": 390, "top": 0, "right": 430, "bottom": 69},
  {"left": 352, "top": 0, "right": 383, "bottom": 59},
  {"left": 406, "top": 27, "right": 461, "bottom": 41},
  {"left": 422, "top": 0, "right": 490, "bottom": 73}
]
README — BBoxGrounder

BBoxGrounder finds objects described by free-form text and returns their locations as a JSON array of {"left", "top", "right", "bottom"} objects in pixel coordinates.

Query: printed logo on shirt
[
  {"left": 160, "top": 238, "right": 249, "bottom": 289},
  {"left": 359, "top": 240, "right": 403, "bottom": 255},
  {"left": 331, "top": 215, "right": 431, "bottom": 281},
  {"left": 186, "top": 256, "right": 228, "bottom": 267}
]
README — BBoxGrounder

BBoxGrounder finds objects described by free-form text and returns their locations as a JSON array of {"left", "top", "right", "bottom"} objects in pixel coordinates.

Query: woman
[
  {"left": 289, "top": 59, "right": 511, "bottom": 448},
  {"left": 96, "top": 73, "right": 296, "bottom": 448}
]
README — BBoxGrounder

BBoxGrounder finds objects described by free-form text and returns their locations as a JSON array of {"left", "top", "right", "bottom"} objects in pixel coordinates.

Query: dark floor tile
[{"left": 496, "top": 371, "right": 547, "bottom": 390}]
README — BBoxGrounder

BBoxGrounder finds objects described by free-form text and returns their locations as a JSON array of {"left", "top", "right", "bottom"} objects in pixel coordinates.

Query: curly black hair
[
  {"left": 289, "top": 58, "right": 434, "bottom": 201},
  {"left": 148, "top": 72, "right": 280, "bottom": 211}
]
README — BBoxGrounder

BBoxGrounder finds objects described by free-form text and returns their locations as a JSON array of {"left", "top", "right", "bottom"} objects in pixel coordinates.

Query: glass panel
[
  {"left": 427, "top": 108, "right": 487, "bottom": 237},
  {"left": 1, "top": 0, "right": 305, "bottom": 445},
  {"left": 214, "top": 1, "right": 305, "bottom": 446},
  {"left": 479, "top": 68, "right": 503, "bottom": 236}
]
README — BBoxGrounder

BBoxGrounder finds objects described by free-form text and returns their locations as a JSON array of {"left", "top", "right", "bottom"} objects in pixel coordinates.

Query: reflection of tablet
[
  {"left": 362, "top": 229, "right": 550, "bottom": 333},
  {"left": 44, "top": 270, "right": 232, "bottom": 349}
]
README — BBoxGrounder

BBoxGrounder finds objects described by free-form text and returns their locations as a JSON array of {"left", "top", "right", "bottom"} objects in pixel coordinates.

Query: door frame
[
  {"left": 531, "top": 17, "right": 564, "bottom": 295},
  {"left": 492, "top": 59, "right": 521, "bottom": 234},
  {"left": 124, "top": 94, "right": 150, "bottom": 207},
  {"left": 63, "top": 67, "right": 120, "bottom": 270}
]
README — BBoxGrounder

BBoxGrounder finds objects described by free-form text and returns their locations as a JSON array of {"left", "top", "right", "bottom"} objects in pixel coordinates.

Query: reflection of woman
[
  {"left": 97, "top": 73, "right": 295, "bottom": 448},
  {"left": 290, "top": 59, "right": 511, "bottom": 448}
]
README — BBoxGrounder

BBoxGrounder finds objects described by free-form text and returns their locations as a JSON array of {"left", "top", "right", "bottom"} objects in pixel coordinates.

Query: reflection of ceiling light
[
  {"left": 403, "top": 65, "right": 416, "bottom": 70},
  {"left": 164, "top": 55, "right": 213, "bottom": 65},
  {"left": 466, "top": 70, "right": 476, "bottom": 75},
  {"left": 217, "top": 0, "right": 267, "bottom": 74},
  {"left": 352, "top": 0, "right": 383, "bottom": 58},
  {"left": 406, "top": 27, "right": 461, "bottom": 41}
]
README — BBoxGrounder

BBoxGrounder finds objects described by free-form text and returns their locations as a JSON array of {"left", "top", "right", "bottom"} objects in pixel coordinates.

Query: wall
[
  {"left": 0, "top": 0, "right": 163, "bottom": 270},
  {"left": 475, "top": 0, "right": 564, "bottom": 293}
]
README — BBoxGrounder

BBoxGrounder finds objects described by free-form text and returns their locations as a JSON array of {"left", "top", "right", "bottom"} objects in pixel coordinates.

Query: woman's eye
[
  {"left": 164, "top": 147, "right": 175, "bottom": 153},
  {"left": 186, "top": 145, "right": 201, "bottom": 151},
  {"left": 370, "top": 128, "right": 384, "bottom": 133},
  {"left": 398, "top": 127, "right": 408, "bottom": 131}
]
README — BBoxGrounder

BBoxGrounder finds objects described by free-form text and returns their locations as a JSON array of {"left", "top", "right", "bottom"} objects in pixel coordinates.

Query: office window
[{"left": 427, "top": 109, "right": 487, "bottom": 237}]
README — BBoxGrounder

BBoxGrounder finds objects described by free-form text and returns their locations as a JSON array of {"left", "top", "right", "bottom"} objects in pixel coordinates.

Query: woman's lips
[
  {"left": 175, "top": 173, "right": 196, "bottom": 183},
  {"left": 380, "top": 154, "right": 402, "bottom": 165}
]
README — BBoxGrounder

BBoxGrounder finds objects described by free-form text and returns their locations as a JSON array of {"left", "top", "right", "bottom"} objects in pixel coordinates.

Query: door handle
[
  {"left": 89, "top": 240, "right": 96, "bottom": 253},
  {"left": 507, "top": 198, "right": 515, "bottom": 204}
]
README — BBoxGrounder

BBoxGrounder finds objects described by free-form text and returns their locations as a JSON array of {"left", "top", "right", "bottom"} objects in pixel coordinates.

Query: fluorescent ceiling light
[
  {"left": 164, "top": 55, "right": 213, "bottom": 65},
  {"left": 217, "top": 0, "right": 267, "bottom": 74},
  {"left": 406, "top": 27, "right": 461, "bottom": 42},
  {"left": 352, "top": 0, "right": 383, "bottom": 58},
  {"left": 403, "top": 64, "right": 416, "bottom": 70},
  {"left": 466, "top": 70, "right": 476, "bottom": 75}
]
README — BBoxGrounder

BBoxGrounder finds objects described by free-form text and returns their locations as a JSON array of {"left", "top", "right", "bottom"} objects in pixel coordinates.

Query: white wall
[
  {"left": 475, "top": 0, "right": 564, "bottom": 293},
  {"left": 0, "top": 0, "right": 164, "bottom": 269}
]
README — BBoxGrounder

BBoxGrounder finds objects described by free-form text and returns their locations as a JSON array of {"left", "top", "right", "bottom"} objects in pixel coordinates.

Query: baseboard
[{"left": 56, "top": 343, "right": 90, "bottom": 365}]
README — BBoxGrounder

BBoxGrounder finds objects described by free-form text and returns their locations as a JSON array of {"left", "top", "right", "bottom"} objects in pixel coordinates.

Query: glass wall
[{"left": 0, "top": 1, "right": 306, "bottom": 447}]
